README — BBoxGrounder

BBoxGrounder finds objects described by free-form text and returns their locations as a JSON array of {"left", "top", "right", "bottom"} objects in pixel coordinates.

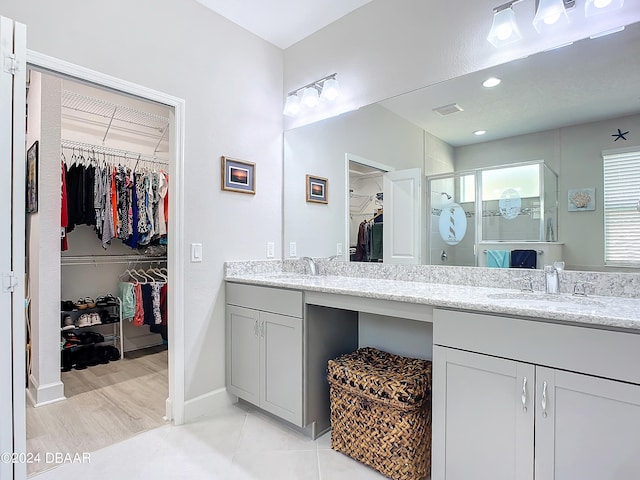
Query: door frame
[
  {"left": 24, "top": 51, "right": 186, "bottom": 426},
  {"left": 344, "top": 153, "right": 394, "bottom": 261}
]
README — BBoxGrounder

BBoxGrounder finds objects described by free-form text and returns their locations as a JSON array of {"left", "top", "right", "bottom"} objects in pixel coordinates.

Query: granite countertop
[{"left": 225, "top": 272, "right": 640, "bottom": 332}]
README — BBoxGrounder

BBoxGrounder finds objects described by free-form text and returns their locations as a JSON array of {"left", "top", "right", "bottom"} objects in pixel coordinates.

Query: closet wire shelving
[{"left": 61, "top": 89, "right": 170, "bottom": 155}]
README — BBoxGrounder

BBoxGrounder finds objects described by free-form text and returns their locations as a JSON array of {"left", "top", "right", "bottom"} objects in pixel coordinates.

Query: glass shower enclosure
[{"left": 428, "top": 161, "right": 558, "bottom": 266}]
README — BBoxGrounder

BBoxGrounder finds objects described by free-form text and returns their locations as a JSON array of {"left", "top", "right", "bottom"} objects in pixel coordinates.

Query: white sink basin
[{"left": 487, "top": 292, "right": 603, "bottom": 307}]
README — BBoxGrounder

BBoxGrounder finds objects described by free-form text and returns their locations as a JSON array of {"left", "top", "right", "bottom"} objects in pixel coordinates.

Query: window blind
[{"left": 603, "top": 149, "right": 640, "bottom": 267}]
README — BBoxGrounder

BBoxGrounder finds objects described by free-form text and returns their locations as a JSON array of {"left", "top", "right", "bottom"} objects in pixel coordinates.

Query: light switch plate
[
  {"left": 191, "top": 243, "right": 203, "bottom": 262},
  {"left": 266, "top": 242, "right": 275, "bottom": 258},
  {"left": 336, "top": 243, "right": 343, "bottom": 256},
  {"left": 289, "top": 242, "right": 297, "bottom": 258}
]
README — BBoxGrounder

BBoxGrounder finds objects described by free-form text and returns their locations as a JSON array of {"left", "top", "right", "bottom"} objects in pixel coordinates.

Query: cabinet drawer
[
  {"left": 226, "top": 283, "right": 303, "bottom": 318},
  {"left": 433, "top": 308, "right": 640, "bottom": 386}
]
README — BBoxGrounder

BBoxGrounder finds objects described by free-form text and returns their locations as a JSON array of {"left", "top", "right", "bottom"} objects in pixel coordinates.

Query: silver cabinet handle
[
  {"left": 254, "top": 319, "right": 259, "bottom": 337},
  {"left": 260, "top": 320, "right": 265, "bottom": 338},
  {"left": 541, "top": 381, "right": 548, "bottom": 418},
  {"left": 521, "top": 377, "right": 528, "bottom": 413}
]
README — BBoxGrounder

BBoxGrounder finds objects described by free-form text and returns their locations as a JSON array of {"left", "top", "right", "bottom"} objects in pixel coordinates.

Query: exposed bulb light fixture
[
  {"left": 488, "top": 0, "right": 623, "bottom": 47},
  {"left": 282, "top": 73, "right": 340, "bottom": 117},
  {"left": 487, "top": 2, "right": 523, "bottom": 47},
  {"left": 585, "top": 0, "right": 624, "bottom": 16},
  {"left": 532, "top": 0, "right": 570, "bottom": 33},
  {"left": 482, "top": 77, "right": 502, "bottom": 88}
]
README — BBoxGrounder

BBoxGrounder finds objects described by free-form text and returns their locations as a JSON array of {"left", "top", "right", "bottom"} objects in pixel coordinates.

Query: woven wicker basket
[{"left": 327, "top": 347, "right": 432, "bottom": 480}]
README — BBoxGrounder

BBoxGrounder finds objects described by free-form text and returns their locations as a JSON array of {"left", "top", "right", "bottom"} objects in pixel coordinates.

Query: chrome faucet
[
  {"left": 544, "top": 261, "right": 564, "bottom": 294},
  {"left": 301, "top": 257, "right": 318, "bottom": 276},
  {"left": 544, "top": 266, "right": 559, "bottom": 294},
  {"left": 326, "top": 255, "right": 341, "bottom": 261}
]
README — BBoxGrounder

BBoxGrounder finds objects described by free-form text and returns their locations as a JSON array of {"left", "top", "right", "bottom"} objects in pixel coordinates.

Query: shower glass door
[{"left": 428, "top": 173, "right": 477, "bottom": 266}]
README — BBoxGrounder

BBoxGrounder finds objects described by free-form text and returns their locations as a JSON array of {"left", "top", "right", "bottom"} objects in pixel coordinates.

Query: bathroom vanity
[{"left": 225, "top": 261, "right": 640, "bottom": 480}]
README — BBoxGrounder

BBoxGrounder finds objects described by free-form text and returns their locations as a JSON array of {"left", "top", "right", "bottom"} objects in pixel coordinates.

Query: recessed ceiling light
[
  {"left": 474, "top": 130, "right": 487, "bottom": 136},
  {"left": 482, "top": 77, "right": 502, "bottom": 88}
]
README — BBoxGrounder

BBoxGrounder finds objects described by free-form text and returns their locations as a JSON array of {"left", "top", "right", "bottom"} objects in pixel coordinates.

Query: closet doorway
[{"left": 23, "top": 61, "right": 182, "bottom": 477}]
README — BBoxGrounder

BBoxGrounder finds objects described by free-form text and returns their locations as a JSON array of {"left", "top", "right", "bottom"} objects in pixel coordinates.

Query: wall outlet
[
  {"left": 289, "top": 242, "right": 297, "bottom": 258},
  {"left": 336, "top": 243, "right": 343, "bottom": 256},
  {"left": 266, "top": 242, "right": 275, "bottom": 258}
]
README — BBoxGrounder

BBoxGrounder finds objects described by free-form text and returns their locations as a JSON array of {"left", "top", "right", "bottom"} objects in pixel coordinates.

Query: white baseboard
[
  {"left": 183, "top": 387, "right": 237, "bottom": 423},
  {"left": 27, "top": 375, "right": 65, "bottom": 407}
]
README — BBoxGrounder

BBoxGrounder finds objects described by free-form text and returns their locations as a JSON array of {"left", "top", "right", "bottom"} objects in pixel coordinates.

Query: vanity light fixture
[
  {"left": 487, "top": 1, "right": 523, "bottom": 48},
  {"left": 283, "top": 73, "right": 340, "bottom": 117},
  {"left": 585, "top": 0, "right": 624, "bottom": 17},
  {"left": 482, "top": 77, "right": 502, "bottom": 88}
]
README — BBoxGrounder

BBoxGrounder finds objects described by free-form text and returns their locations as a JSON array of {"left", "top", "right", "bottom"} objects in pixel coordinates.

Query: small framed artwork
[
  {"left": 26, "top": 141, "right": 39, "bottom": 214},
  {"left": 306, "top": 174, "right": 328, "bottom": 204},
  {"left": 221, "top": 156, "right": 255, "bottom": 194},
  {"left": 568, "top": 187, "right": 595, "bottom": 212}
]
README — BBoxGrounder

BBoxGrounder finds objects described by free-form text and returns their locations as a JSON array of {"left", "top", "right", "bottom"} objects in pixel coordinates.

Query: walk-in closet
[{"left": 25, "top": 70, "right": 172, "bottom": 476}]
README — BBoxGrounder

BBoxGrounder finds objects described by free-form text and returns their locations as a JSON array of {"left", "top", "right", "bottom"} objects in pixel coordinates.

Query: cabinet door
[
  {"left": 432, "top": 346, "right": 534, "bottom": 480},
  {"left": 535, "top": 367, "right": 640, "bottom": 480},
  {"left": 260, "top": 311, "right": 303, "bottom": 426},
  {"left": 227, "top": 305, "right": 260, "bottom": 405}
]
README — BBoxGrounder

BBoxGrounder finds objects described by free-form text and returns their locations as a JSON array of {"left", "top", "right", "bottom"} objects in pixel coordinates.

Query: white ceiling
[{"left": 193, "top": 0, "right": 373, "bottom": 49}]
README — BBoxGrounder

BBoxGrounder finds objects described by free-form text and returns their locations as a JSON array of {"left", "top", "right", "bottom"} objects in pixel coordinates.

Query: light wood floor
[{"left": 26, "top": 346, "right": 168, "bottom": 476}]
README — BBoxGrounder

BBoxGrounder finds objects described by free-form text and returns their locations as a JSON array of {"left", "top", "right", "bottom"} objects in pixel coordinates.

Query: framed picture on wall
[
  {"left": 26, "top": 141, "right": 39, "bottom": 214},
  {"left": 568, "top": 188, "right": 595, "bottom": 212},
  {"left": 306, "top": 175, "right": 328, "bottom": 204},
  {"left": 221, "top": 156, "right": 255, "bottom": 194}
]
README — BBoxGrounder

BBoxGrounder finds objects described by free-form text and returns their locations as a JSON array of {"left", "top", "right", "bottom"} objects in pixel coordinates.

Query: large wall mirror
[{"left": 283, "top": 21, "right": 640, "bottom": 271}]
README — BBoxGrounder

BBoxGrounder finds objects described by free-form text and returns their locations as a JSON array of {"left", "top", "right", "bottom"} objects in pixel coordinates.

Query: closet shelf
[{"left": 62, "top": 90, "right": 169, "bottom": 132}]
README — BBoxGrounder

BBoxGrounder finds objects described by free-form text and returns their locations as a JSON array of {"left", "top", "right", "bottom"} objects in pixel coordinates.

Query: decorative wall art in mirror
[{"left": 283, "top": 22, "right": 640, "bottom": 271}]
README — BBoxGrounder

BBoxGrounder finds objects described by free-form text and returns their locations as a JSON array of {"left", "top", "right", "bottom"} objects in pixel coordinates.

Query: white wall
[
  {"left": 1, "top": 0, "right": 284, "bottom": 409},
  {"left": 26, "top": 71, "right": 65, "bottom": 406},
  {"left": 455, "top": 113, "right": 640, "bottom": 270},
  {"left": 283, "top": 0, "right": 640, "bottom": 130},
  {"left": 284, "top": 103, "right": 424, "bottom": 258}
]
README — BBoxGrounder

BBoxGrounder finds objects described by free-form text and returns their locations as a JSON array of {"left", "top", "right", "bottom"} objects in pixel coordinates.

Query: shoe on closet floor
[
  {"left": 77, "top": 313, "right": 92, "bottom": 328},
  {"left": 61, "top": 300, "right": 76, "bottom": 311},
  {"left": 61, "top": 315, "right": 75, "bottom": 330},
  {"left": 104, "top": 345, "right": 120, "bottom": 361}
]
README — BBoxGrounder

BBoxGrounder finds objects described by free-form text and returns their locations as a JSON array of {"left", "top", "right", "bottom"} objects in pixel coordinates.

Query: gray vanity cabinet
[
  {"left": 432, "top": 309, "right": 640, "bottom": 480},
  {"left": 226, "top": 283, "right": 303, "bottom": 426}
]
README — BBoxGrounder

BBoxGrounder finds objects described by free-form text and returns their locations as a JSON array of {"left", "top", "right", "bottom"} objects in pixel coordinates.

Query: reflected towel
[
  {"left": 511, "top": 249, "right": 537, "bottom": 269},
  {"left": 487, "top": 250, "right": 510, "bottom": 268}
]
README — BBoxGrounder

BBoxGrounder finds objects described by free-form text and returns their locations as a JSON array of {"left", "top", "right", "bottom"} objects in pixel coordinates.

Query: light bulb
[
  {"left": 544, "top": 12, "right": 561, "bottom": 24},
  {"left": 586, "top": 0, "right": 623, "bottom": 16},
  {"left": 482, "top": 77, "right": 502, "bottom": 88},
  {"left": 320, "top": 77, "right": 340, "bottom": 102},
  {"left": 487, "top": 7, "right": 522, "bottom": 48},
  {"left": 301, "top": 87, "right": 320, "bottom": 108},
  {"left": 283, "top": 94, "right": 301, "bottom": 117},
  {"left": 595, "top": 0, "right": 613, "bottom": 7},
  {"left": 532, "top": 0, "right": 568, "bottom": 33}
]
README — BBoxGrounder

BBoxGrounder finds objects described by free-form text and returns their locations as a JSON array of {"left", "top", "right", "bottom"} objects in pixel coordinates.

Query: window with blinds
[{"left": 603, "top": 149, "right": 640, "bottom": 267}]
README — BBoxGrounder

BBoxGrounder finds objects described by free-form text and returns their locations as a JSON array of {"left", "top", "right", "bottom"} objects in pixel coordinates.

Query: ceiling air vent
[{"left": 432, "top": 103, "right": 464, "bottom": 116}]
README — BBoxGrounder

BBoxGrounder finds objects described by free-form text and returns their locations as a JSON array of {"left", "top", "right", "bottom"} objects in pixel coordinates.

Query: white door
[
  {"left": 535, "top": 367, "right": 640, "bottom": 480},
  {"left": 432, "top": 347, "right": 534, "bottom": 480},
  {"left": 0, "top": 15, "right": 27, "bottom": 480},
  {"left": 383, "top": 168, "right": 422, "bottom": 264}
]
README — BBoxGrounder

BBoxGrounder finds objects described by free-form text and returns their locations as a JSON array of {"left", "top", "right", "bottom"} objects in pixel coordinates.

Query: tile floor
[{"left": 32, "top": 402, "right": 396, "bottom": 480}]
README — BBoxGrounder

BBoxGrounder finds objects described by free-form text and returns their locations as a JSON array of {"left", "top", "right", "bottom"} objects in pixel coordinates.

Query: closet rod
[
  {"left": 61, "top": 139, "right": 169, "bottom": 166},
  {"left": 61, "top": 255, "right": 167, "bottom": 266}
]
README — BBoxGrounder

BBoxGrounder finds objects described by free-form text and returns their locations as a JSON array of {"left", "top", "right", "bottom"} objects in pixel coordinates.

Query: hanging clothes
[{"left": 61, "top": 160, "right": 69, "bottom": 251}]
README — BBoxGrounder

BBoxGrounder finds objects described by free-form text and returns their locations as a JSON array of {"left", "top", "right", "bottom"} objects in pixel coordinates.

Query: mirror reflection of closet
[{"left": 348, "top": 157, "right": 389, "bottom": 262}]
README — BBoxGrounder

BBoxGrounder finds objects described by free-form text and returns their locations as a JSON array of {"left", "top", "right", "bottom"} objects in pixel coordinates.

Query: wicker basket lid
[{"left": 328, "top": 347, "right": 432, "bottom": 409}]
